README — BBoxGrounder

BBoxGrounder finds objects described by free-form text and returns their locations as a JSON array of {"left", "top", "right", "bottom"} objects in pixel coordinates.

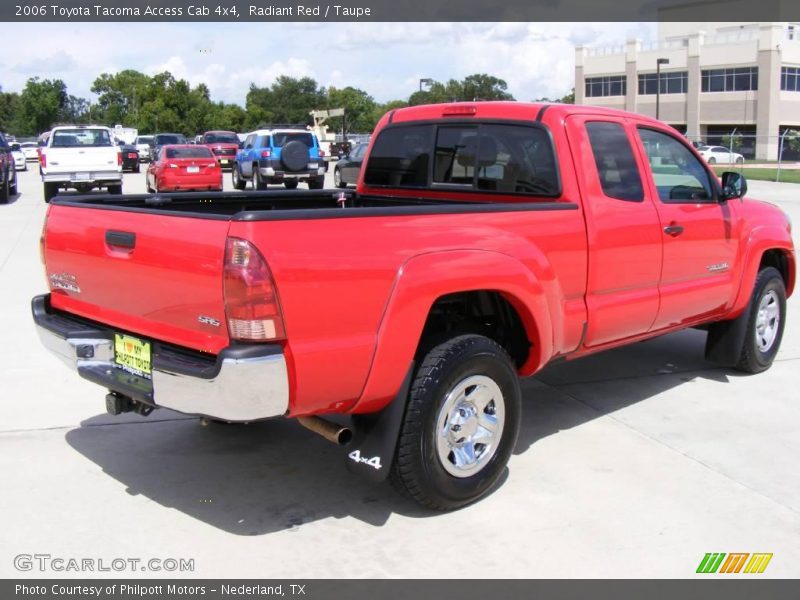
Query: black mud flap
[
  {"left": 705, "top": 307, "right": 750, "bottom": 367},
  {"left": 345, "top": 363, "right": 414, "bottom": 482}
]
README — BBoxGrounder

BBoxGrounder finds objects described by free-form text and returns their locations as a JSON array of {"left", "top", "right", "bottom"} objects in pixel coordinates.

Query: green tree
[
  {"left": 246, "top": 76, "right": 326, "bottom": 126},
  {"left": 17, "top": 77, "right": 68, "bottom": 135},
  {"left": 325, "top": 86, "right": 377, "bottom": 134},
  {"left": 534, "top": 88, "right": 575, "bottom": 104},
  {"left": 0, "top": 87, "right": 21, "bottom": 134},
  {"left": 408, "top": 74, "right": 514, "bottom": 106}
]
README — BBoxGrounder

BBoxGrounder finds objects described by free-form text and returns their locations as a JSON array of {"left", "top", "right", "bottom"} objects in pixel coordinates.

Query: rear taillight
[
  {"left": 127, "top": 152, "right": 137, "bottom": 159},
  {"left": 168, "top": 163, "right": 178, "bottom": 169},
  {"left": 223, "top": 238, "right": 286, "bottom": 341},
  {"left": 260, "top": 150, "right": 272, "bottom": 158},
  {"left": 39, "top": 150, "right": 46, "bottom": 168},
  {"left": 117, "top": 151, "right": 122, "bottom": 166}
]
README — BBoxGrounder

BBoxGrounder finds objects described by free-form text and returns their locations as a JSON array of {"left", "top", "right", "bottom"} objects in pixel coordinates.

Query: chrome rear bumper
[{"left": 32, "top": 295, "right": 289, "bottom": 422}]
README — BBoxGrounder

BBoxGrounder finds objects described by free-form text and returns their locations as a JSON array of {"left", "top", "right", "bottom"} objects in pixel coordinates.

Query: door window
[{"left": 637, "top": 128, "right": 714, "bottom": 203}]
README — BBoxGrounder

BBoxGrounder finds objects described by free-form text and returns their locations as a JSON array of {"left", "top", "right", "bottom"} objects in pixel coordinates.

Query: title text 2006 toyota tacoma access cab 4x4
[{"left": 32, "top": 103, "right": 795, "bottom": 510}]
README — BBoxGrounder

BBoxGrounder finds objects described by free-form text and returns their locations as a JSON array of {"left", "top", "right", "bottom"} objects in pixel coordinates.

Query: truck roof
[{"left": 386, "top": 101, "right": 668, "bottom": 129}]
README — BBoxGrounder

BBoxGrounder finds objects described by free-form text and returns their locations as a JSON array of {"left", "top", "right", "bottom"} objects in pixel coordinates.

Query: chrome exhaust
[{"left": 297, "top": 416, "right": 353, "bottom": 446}]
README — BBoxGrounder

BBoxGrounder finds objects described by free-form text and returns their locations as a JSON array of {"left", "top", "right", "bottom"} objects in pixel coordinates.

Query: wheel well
[
  {"left": 760, "top": 249, "right": 790, "bottom": 287},
  {"left": 416, "top": 291, "right": 531, "bottom": 367}
]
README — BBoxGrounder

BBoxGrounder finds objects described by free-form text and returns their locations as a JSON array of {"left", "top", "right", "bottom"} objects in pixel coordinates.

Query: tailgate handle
[{"left": 105, "top": 230, "right": 136, "bottom": 250}]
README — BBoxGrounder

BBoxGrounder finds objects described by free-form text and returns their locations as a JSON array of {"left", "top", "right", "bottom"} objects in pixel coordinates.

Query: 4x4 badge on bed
[{"left": 48, "top": 273, "right": 81, "bottom": 293}]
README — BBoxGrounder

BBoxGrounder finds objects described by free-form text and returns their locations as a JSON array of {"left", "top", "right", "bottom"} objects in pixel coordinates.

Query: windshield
[
  {"left": 51, "top": 128, "right": 112, "bottom": 148},
  {"left": 164, "top": 146, "right": 214, "bottom": 159},
  {"left": 21, "top": 142, "right": 37, "bottom": 149},
  {"left": 203, "top": 132, "right": 239, "bottom": 144},
  {"left": 155, "top": 134, "right": 186, "bottom": 145}
]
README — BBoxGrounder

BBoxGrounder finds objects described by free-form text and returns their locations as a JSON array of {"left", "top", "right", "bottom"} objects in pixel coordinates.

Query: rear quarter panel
[{"left": 228, "top": 205, "right": 587, "bottom": 417}]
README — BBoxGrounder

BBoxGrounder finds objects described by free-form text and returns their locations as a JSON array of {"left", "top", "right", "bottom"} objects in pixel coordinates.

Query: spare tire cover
[{"left": 281, "top": 140, "right": 310, "bottom": 171}]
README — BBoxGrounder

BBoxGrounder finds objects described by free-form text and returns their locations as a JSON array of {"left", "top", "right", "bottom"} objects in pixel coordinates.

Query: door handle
[
  {"left": 105, "top": 230, "right": 136, "bottom": 250},
  {"left": 664, "top": 223, "right": 684, "bottom": 237}
]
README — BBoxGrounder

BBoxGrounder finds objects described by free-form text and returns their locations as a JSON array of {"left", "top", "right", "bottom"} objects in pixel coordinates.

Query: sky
[{"left": 1, "top": 22, "right": 656, "bottom": 105}]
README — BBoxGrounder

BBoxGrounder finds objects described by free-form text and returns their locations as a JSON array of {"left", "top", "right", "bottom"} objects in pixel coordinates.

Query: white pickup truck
[{"left": 40, "top": 125, "right": 123, "bottom": 202}]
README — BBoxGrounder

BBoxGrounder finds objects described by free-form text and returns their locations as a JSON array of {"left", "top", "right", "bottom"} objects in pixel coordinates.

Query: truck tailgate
[
  {"left": 46, "top": 147, "right": 118, "bottom": 171},
  {"left": 45, "top": 205, "right": 231, "bottom": 354}
]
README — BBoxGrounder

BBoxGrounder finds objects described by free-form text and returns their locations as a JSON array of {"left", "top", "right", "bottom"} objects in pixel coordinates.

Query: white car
[
  {"left": 697, "top": 145, "right": 744, "bottom": 165},
  {"left": 10, "top": 144, "right": 26, "bottom": 171},
  {"left": 135, "top": 136, "right": 153, "bottom": 162},
  {"left": 20, "top": 142, "right": 40, "bottom": 162}
]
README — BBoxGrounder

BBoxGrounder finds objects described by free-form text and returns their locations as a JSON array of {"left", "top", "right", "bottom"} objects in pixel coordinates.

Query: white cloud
[{"left": 0, "top": 22, "right": 657, "bottom": 106}]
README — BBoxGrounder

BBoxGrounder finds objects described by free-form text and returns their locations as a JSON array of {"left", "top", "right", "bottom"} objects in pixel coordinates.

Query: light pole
[
  {"left": 656, "top": 58, "right": 670, "bottom": 120},
  {"left": 419, "top": 78, "right": 433, "bottom": 93}
]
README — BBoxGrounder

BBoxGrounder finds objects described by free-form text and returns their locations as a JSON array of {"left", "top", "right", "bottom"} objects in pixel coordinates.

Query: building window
[
  {"left": 781, "top": 66, "right": 800, "bottom": 92},
  {"left": 638, "top": 71, "right": 688, "bottom": 95},
  {"left": 585, "top": 75, "right": 627, "bottom": 97},
  {"left": 701, "top": 67, "right": 758, "bottom": 92}
]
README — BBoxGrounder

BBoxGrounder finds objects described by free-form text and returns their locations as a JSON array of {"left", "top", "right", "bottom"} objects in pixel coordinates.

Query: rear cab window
[
  {"left": 51, "top": 128, "right": 112, "bottom": 148},
  {"left": 165, "top": 147, "right": 214, "bottom": 159},
  {"left": 364, "top": 123, "right": 559, "bottom": 196}
]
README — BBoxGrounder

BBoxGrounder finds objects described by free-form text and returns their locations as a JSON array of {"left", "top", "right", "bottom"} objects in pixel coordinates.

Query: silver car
[{"left": 10, "top": 144, "right": 27, "bottom": 171}]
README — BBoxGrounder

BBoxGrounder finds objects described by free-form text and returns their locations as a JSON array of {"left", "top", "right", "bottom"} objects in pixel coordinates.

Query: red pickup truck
[{"left": 32, "top": 102, "right": 794, "bottom": 510}]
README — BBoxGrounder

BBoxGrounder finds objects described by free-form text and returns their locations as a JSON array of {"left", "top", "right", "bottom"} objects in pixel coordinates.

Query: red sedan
[{"left": 146, "top": 145, "right": 222, "bottom": 193}]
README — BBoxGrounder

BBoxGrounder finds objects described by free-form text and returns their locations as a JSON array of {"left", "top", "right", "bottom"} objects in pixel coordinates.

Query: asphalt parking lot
[{"left": 1, "top": 165, "right": 798, "bottom": 578}]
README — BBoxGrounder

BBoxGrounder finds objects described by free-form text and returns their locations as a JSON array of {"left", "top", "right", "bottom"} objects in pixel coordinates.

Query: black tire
[
  {"left": 391, "top": 334, "right": 521, "bottom": 511},
  {"left": 232, "top": 163, "right": 246, "bottom": 190},
  {"left": 334, "top": 168, "right": 347, "bottom": 188},
  {"left": 281, "top": 140, "right": 309, "bottom": 172},
  {"left": 733, "top": 267, "right": 786, "bottom": 374},
  {"left": 307, "top": 176, "right": 324, "bottom": 190},
  {"left": 708, "top": 157, "right": 716, "bottom": 164},
  {"left": 254, "top": 165, "right": 267, "bottom": 190},
  {"left": 284, "top": 179, "right": 299, "bottom": 190},
  {"left": 107, "top": 184, "right": 123, "bottom": 195},
  {"left": 735, "top": 156, "right": 744, "bottom": 165},
  {"left": 43, "top": 182, "right": 59, "bottom": 203},
  {"left": 0, "top": 172, "right": 8, "bottom": 203},
  {"left": 133, "top": 164, "right": 140, "bottom": 174}
]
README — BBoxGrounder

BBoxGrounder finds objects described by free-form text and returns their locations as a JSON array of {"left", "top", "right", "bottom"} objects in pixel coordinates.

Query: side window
[
  {"left": 363, "top": 125, "right": 433, "bottom": 188},
  {"left": 478, "top": 124, "right": 558, "bottom": 195},
  {"left": 244, "top": 135, "right": 255, "bottom": 149},
  {"left": 584, "top": 121, "right": 644, "bottom": 202},
  {"left": 637, "top": 128, "right": 714, "bottom": 203},
  {"left": 257, "top": 135, "right": 270, "bottom": 148}
]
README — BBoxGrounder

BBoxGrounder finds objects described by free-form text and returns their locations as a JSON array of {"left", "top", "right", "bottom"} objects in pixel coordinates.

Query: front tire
[
  {"left": 334, "top": 168, "right": 347, "bottom": 188},
  {"left": 734, "top": 267, "right": 786, "bottom": 373},
  {"left": 0, "top": 173, "right": 8, "bottom": 202},
  {"left": 43, "top": 182, "right": 59, "bottom": 203},
  {"left": 391, "top": 334, "right": 521, "bottom": 511},
  {"left": 232, "top": 164, "right": 246, "bottom": 190}
]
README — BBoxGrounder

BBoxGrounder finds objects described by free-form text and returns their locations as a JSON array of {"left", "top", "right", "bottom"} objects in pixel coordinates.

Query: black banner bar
[
  {"left": 2, "top": 0, "right": 800, "bottom": 22},
  {"left": 5, "top": 580, "right": 800, "bottom": 600}
]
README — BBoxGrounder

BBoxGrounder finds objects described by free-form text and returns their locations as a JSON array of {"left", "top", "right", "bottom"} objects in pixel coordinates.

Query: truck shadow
[{"left": 65, "top": 327, "right": 742, "bottom": 536}]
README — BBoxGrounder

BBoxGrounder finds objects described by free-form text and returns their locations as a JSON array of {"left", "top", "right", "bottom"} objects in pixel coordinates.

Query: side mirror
[{"left": 720, "top": 171, "right": 747, "bottom": 201}]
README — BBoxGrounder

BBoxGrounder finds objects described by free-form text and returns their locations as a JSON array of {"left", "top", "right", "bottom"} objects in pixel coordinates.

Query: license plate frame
[
  {"left": 186, "top": 166, "right": 200, "bottom": 174},
  {"left": 72, "top": 172, "right": 91, "bottom": 182},
  {"left": 113, "top": 333, "right": 152, "bottom": 380}
]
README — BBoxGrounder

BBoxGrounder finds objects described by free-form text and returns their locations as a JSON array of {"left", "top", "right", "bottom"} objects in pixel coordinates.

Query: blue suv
[{"left": 233, "top": 128, "right": 326, "bottom": 190}]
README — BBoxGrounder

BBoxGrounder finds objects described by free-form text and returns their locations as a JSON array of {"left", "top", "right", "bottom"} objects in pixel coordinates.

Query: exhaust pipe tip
[{"left": 297, "top": 416, "right": 353, "bottom": 446}]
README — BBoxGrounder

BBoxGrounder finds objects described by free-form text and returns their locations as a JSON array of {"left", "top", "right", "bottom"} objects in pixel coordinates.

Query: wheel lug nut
[{"left": 452, "top": 424, "right": 461, "bottom": 432}]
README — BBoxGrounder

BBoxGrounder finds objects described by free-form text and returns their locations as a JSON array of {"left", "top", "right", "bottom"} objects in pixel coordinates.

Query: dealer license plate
[
  {"left": 186, "top": 166, "right": 200, "bottom": 173},
  {"left": 220, "top": 159, "right": 230, "bottom": 165},
  {"left": 114, "top": 334, "right": 152, "bottom": 380},
  {"left": 72, "top": 172, "right": 91, "bottom": 181}
]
